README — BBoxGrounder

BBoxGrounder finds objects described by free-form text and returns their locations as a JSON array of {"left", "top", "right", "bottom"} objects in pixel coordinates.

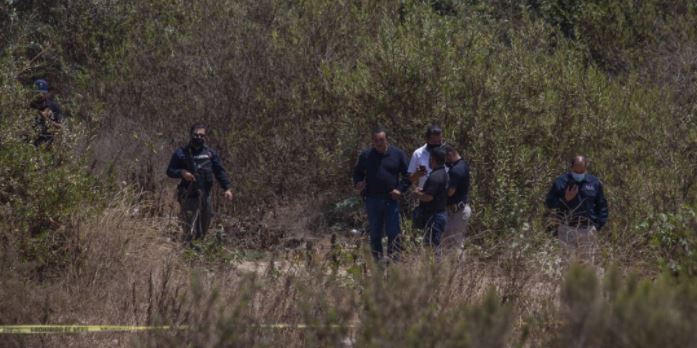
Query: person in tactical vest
[
  {"left": 545, "top": 155, "right": 608, "bottom": 247},
  {"left": 167, "top": 123, "right": 233, "bottom": 243}
]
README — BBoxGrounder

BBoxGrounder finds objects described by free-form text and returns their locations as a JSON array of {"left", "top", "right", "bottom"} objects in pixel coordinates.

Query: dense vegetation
[{"left": 1, "top": 0, "right": 696, "bottom": 346}]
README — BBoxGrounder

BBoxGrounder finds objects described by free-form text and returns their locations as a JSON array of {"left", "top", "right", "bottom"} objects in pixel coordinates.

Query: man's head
[
  {"left": 569, "top": 155, "right": 588, "bottom": 182},
  {"left": 39, "top": 104, "right": 53, "bottom": 119},
  {"left": 425, "top": 124, "right": 443, "bottom": 146},
  {"left": 189, "top": 123, "right": 208, "bottom": 148},
  {"left": 429, "top": 146, "right": 446, "bottom": 168},
  {"left": 443, "top": 145, "right": 460, "bottom": 165},
  {"left": 371, "top": 127, "right": 389, "bottom": 154}
]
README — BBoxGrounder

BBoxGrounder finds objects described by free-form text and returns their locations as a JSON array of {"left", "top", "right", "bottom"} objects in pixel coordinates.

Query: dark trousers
[
  {"left": 424, "top": 211, "right": 447, "bottom": 254},
  {"left": 365, "top": 196, "right": 402, "bottom": 260},
  {"left": 178, "top": 187, "right": 212, "bottom": 241}
]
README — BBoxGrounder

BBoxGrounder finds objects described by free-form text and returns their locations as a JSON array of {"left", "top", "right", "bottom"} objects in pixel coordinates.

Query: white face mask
[{"left": 571, "top": 172, "right": 586, "bottom": 182}]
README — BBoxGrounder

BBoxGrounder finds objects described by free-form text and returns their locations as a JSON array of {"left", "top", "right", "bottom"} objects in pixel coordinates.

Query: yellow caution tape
[
  {"left": 0, "top": 325, "right": 185, "bottom": 334},
  {"left": 0, "top": 324, "right": 353, "bottom": 334}
]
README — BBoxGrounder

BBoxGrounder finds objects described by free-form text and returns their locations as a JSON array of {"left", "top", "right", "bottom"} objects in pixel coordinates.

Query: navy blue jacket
[
  {"left": 166, "top": 145, "right": 231, "bottom": 192},
  {"left": 545, "top": 173, "right": 608, "bottom": 229},
  {"left": 352, "top": 146, "right": 410, "bottom": 198}
]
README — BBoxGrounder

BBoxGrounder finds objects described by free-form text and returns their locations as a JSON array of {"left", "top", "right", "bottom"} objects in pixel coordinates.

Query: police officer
[
  {"left": 442, "top": 145, "right": 471, "bottom": 250},
  {"left": 30, "top": 79, "right": 63, "bottom": 147},
  {"left": 31, "top": 100, "right": 63, "bottom": 147},
  {"left": 545, "top": 155, "right": 608, "bottom": 246},
  {"left": 413, "top": 146, "right": 449, "bottom": 255},
  {"left": 167, "top": 123, "right": 233, "bottom": 243},
  {"left": 33, "top": 79, "right": 62, "bottom": 121}
]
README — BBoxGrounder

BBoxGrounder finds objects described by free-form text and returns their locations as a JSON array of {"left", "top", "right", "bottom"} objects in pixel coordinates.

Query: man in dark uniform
[
  {"left": 30, "top": 79, "right": 63, "bottom": 147},
  {"left": 33, "top": 79, "right": 62, "bottom": 120},
  {"left": 442, "top": 145, "right": 471, "bottom": 250},
  {"left": 545, "top": 155, "right": 608, "bottom": 246},
  {"left": 31, "top": 100, "right": 63, "bottom": 147},
  {"left": 414, "top": 146, "right": 449, "bottom": 254},
  {"left": 352, "top": 127, "right": 411, "bottom": 261},
  {"left": 167, "top": 123, "right": 233, "bottom": 243}
]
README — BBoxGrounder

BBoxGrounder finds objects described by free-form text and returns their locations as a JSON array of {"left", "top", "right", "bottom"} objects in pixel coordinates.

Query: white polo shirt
[
  {"left": 408, "top": 143, "right": 450, "bottom": 188},
  {"left": 408, "top": 144, "right": 432, "bottom": 188}
]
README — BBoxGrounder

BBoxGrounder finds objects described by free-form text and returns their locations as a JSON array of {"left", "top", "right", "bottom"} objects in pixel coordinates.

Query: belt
[{"left": 448, "top": 201, "right": 467, "bottom": 213}]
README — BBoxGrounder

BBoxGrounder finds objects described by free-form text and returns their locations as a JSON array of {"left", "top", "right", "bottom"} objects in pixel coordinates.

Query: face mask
[
  {"left": 571, "top": 172, "right": 586, "bottom": 182},
  {"left": 427, "top": 143, "right": 442, "bottom": 150},
  {"left": 191, "top": 137, "right": 205, "bottom": 148}
]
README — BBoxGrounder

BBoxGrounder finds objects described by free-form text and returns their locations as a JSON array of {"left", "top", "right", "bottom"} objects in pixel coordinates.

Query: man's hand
[
  {"left": 224, "top": 189, "right": 234, "bottom": 201},
  {"left": 410, "top": 166, "right": 427, "bottom": 184},
  {"left": 564, "top": 185, "right": 579, "bottom": 202},
  {"left": 181, "top": 170, "right": 196, "bottom": 182},
  {"left": 389, "top": 189, "right": 402, "bottom": 200},
  {"left": 354, "top": 180, "right": 366, "bottom": 193}
]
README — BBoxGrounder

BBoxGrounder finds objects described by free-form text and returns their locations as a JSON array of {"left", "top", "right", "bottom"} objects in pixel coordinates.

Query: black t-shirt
[
  {"left": 420, "top": 166, "right": 448, "bottom": 214},
  {"left": 447, "top": 159, "right": 470, "bottom": 206},
  {"left": 352, "top": 146, "right": 410, "bottom": 198}
]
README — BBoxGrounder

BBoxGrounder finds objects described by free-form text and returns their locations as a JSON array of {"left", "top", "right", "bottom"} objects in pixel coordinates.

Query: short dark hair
[
  {"left": 371, "top": 126, "right": 387, "bottom": 137},
  {"left": 425, "top": 123, "right": 443, "bottom": 138},
  {"left": 430, "top": 146, "right": 446, "bottom": 165},
  {"left": 190, "top": 123, "right": 207, "bottom": 135},
  {"left": 442, "top": 144, "right": 458, "bottom": 156}
]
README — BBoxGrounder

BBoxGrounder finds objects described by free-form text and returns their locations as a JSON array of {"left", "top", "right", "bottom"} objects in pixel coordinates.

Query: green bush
[
  {"left": 552, "top": 264, "right": 697, "bottom": 347},
  {"left": 0, "top": 37, "right": 102, "bottom": 277}
]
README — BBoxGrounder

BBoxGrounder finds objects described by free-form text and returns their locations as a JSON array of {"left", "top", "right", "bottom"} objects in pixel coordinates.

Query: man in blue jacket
[
  {"left": 545, "top": 155, "right": 608, "bottom": 246},
  {"left": 167, "top": 123, "right": 233, "bottom": 243},
  {"left": 353, "top": 127, "right": 411, "bottom": 261}
]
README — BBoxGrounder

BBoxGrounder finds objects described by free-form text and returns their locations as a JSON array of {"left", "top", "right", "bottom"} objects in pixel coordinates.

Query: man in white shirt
[{"left": 408, "top": 124, "right": 444, "bottom": 187}]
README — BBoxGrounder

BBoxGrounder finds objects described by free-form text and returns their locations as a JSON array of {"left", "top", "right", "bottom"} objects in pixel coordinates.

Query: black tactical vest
[{"left": 186, "top": 146, "right": 214, "bottom": 183}]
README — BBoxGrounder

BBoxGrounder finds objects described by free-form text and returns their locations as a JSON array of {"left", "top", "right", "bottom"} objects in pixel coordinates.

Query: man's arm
[
  {"left": 397, "top": 150, "right": 411, "bottom": 193},
  {"left": 166, "top": 150, "right": 185, "bottom": 178},
  {"left": 462, "top": 164, "right": 470, "bottom": 201},
  {"left": 418, "top": 175, "right": 439, "bottom": 202},
  {"left": 544, "top": 180, "right": 562, "bottom": 209},
  {"left": 211, "top": 150, "right": 232, "bottom": 190},
  {"left": 447, "top": 169, "right": 460, "bottom": 197},
  {"left": 594, "top": 182, "right": 609, "bottom": 230},
  {"left": 352, "top": 151, "right": 367, "bottom": 185},
  {"left": 418, "top": 191, "right": 434, "bottom": 202},
  {"left": 407, "top": 150, "right": 424, "bottom": 184},
  {"left": 49, "top": 101, "right": 63, "bottom": 123}
]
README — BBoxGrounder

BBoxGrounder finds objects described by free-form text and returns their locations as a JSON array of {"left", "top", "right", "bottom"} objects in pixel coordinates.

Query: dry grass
[
  {"left": 4, "top": 193, "right": 697, "bottom": 347},
  {"left": 1, "top": 192, "right": 613, "bottom": 347}
]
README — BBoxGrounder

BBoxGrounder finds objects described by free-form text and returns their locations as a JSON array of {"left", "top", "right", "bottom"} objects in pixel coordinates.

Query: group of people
[
  {"left": 351, "top": 124, "right": 609, "bottom": 261},
  {"left": 352, "top": 125, "right": 471, "bottom": 260},
  {"left": 165, "top": 122, "right": 609, "bottom": 258}
]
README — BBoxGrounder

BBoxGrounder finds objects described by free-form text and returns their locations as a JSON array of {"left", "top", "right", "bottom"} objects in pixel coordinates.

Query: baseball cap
[{"left": 34, "top": 79, "right": 49, "bottom": 93}]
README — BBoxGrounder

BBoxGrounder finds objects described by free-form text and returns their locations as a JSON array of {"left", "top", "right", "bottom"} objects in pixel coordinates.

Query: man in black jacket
[
  {"left": 167, "top": 123, "right": 233, "bottom": 243},
  {"left": 545, "top": 155, "right": 608, "bottom": 247}
]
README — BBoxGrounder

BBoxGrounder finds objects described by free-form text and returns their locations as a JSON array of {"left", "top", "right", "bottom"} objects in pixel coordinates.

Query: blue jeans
[
  {"left": 424, "top": 211, "right": 447, "bottom": 251},
  {"left": 365, "top": 196, "right": 402, "bottom": 260}
]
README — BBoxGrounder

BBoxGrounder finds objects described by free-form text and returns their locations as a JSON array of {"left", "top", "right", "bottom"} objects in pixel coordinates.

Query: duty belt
[{"left": 448, "top": 201, "right": 467, "bottom": 213}]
